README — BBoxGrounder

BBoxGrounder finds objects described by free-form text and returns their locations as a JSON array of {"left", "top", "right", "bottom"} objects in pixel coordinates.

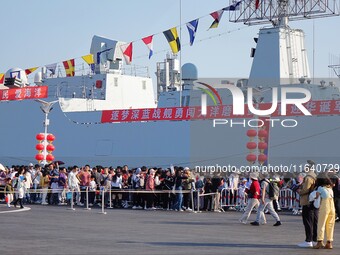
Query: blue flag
[
  {"left": 186, "top": 19, "right": 199, "bottom": 46},
  {"left": 223, "top": 1, "right": 242, "bottom": 11}
]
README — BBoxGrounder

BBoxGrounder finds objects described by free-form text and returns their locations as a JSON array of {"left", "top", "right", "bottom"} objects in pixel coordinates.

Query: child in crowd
[
  {"left": 89, "top": 176, "right": 97, "bottom": 206},
  {"left": 4, "top": 178, "right": 14, "bottom": 208},
  {"left": 238, "top": 178, "right": 248, "bottom": 212}
]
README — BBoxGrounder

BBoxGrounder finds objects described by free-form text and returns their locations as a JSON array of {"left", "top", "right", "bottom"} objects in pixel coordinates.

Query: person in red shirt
[
  {"left": 239, "top": 172, "right": 260, "bottom": 224},
  {"left": 78, "top": 164, "right": 91, "bottom": 206},
  {"left": 146, "top": 169, "right": 156, "bottom": 210}
]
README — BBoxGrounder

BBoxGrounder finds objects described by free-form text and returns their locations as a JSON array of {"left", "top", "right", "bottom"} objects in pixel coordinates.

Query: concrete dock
[{"left": 0, "top": 205, "right": 338, "bottom": 255}]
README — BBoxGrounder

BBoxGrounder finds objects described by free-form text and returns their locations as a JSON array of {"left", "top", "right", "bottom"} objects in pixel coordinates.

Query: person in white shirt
[
  {"left": 89, "top": 176, "right": 97, "bottom": 206},
  {"left": 111, "top": 172, "right": 123, "bottom": 208},
  {"left": 31, "top": 164, "right": 42, "bottom": 203},
  {"left": 24, "top": 167, "right": 33, "bottom": 203},
  {"left": 68, "top": 166, "right": 80, "bottom": 205}
]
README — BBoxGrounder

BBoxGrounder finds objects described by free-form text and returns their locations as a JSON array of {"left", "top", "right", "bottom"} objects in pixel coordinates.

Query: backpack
[{"left": 266, "top": 180, "right": 280, "bottom": 200}]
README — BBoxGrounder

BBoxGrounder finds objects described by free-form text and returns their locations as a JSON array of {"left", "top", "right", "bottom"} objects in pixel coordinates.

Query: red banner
[
  {"left": 260, "top": 100, "right": 340, "bottom": 116},
  {"left": 101, "top": 100, "right": 340, "bottom": 123},
  {"left": 0, "top": 86, "right": 48, "bottom": 101}
]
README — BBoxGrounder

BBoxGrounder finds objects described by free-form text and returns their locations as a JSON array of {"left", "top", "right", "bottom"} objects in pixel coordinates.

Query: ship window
[
  {"left": 142, "top": 80, "right": 146, "bottom": 90},
  {"left": 114, "top": 77, "right": 118, "bottom": 87}
]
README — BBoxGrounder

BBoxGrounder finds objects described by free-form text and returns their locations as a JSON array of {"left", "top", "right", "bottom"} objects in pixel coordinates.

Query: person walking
[
  {"left": 13, "top": 171, "right": 26, "bottom": 209},
  {"left": 4, "top": 178, "right": 14, "bottom": 208},
  {"left": 250, "top": 174, "right": 281, "bottom": 226},
  {"left": 239, "top": 172, "right": 260, "bottom": 224}
]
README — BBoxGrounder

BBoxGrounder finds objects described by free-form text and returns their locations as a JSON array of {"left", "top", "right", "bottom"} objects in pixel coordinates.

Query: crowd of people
[{"left": 0, "top": 161, "right": 339, "bottom": 249}]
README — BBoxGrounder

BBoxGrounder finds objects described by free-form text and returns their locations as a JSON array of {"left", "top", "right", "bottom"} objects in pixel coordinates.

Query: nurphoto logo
[{"left": 199, "top": 83, "right": 312, "bottom": 128}]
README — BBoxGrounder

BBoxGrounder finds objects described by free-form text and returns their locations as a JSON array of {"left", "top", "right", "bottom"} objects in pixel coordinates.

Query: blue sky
[{"left": 0, "top": 0, "right": 339, "bottom": 79}]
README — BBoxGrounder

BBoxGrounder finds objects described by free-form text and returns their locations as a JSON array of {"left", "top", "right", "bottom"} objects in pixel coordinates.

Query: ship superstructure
[{"left": 0, "top": 0, "right": 340, "bottom": 168}]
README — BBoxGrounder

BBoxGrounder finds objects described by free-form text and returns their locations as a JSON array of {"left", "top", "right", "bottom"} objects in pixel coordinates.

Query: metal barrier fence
[
  {"left": 1, "top": 186, "right": 302, "bottom": 214},
  {"left": 219, "top": 187, "right": 301, "bottom": 212},
  {"left": 220, "top": 188, "right": 248, "bottom": 211}
]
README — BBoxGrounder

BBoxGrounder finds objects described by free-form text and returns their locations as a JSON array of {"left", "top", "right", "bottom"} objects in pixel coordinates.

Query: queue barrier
[
  {"left": 220, "top": 188, "right": 247, "bottom": 211},
  {"left": 1, "top": 187, "right": 194, "bottom": 215},
  {"left": 1, "top": 187, "right": 302, "bottom": 214}
]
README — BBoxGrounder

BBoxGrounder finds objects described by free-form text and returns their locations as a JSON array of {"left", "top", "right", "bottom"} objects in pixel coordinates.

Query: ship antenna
[
  {"left": 179, "top": 0, "right": 182, "bottom": 107},
  {"left": 278, "top": 0, "right": 289, "bottom": 27}
]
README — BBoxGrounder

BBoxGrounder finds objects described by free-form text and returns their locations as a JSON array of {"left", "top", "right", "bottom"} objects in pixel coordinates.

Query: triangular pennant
[
  {"left": 186, "top": 19, "right": 199, "bottom": 46},
  {"left": 81, "top": 54, "right": 94, "bottom": 65},
  {"left": 223, "top": 1, "right": 242, "bottom": 11},
  {"left": 45, "top": 63, "right": 57, "bottom": 75},
  {"left": 25, "top": 67, "right": 38, "bottom": 75},
  {"left": 82, "top": 54, "right": 95, "bottom": 72},
  {"left": 142, "top": 35, "right": 154, "bottom": 59},
  {"left": 255, "top": 0, "right": 260, "bottom": 9},
  {"left": 0, "top": 73, "right": 4, "bottom": 84},
  {"left": 209, "top": 10, "right": 224, "bottom": 29},
  {"left": 120, "top": 42, "right": 133, "bottom": 65}
]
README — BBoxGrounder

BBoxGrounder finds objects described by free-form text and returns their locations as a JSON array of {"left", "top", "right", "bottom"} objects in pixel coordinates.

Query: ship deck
[{"left": 1, "top": 204, "right": 339, "bottom": 255}]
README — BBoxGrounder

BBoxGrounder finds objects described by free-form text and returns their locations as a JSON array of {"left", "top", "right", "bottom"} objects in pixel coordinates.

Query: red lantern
[
  {"left": 46, "top": 144, "right": 55, "bottom": 152},
  {"left": 246, "top": 142, "right": 257, "bottom": 150},
  {"left": 47, "top": 134, "right": 55, "bottom": 143},
  {"left": 246, "top": 129, "right": 257, "bottom": 137},
  {"left": 36, "top": 133, "right": 45, "bottom": 141},
  {"left": 36, "top": 144, "right": 44, "bottom": 151},
  {"left": 35, "top": 154, "right": 44, "bottom": 161},
  {"left": 246, "top": 154, "right": 257, "bottom": 163},
  {"left": 258, "top": 142, "right": 268, "bottom": 150},
  {"left": 258, "top": 129, "right": 268, "bottom": 138},
  {"left": 258, "top": 154, "right": 267, "bottom": 164},
  {"left": 46, "top": 154, "right": 55, "bottom": 162}
]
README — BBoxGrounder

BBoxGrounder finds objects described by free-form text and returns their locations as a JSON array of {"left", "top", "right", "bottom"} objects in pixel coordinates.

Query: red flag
[
  {"left": 255, "top": 0, "right": 260, "bottom": 9},
  {"left": 209, "top": 10, "right": 224, "bottom": 29},
  {"left": 120, "top": 42, "right": 133, "bottom": 65}
]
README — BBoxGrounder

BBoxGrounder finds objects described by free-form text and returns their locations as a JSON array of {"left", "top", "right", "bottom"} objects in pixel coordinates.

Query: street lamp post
[{"left": 35, "top": 99, "right": 58, "bottom": 166}]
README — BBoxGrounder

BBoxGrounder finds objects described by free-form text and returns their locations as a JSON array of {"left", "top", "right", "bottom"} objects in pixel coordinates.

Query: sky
[{"left": 0, "top": 0, "right": 339, "bottom": 81}]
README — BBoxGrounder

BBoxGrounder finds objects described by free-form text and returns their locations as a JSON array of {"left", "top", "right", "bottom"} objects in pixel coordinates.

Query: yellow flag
[
  {"left": 82, "top": 54, "right": 94, "bottom": 65},
  {"left": 0, "top": 73, "right": 4, "bottom": 84},
  {"left": 163, "top": 27, "right": 181, "bottom": 54},
  {"left": 63, "top": 59, "right": 75, "bottom": 77}
]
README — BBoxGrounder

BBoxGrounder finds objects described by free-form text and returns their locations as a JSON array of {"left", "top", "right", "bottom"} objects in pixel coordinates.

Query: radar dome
[
  {"left": 182, "top": 63, "right": 198, "bottom": 81},
  {"left": 5, "top": 67, "right": 28, "bottom": 85}
]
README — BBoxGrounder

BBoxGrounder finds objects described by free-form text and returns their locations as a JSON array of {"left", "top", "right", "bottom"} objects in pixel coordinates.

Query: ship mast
[
  {"left": 229, "top": 0, "right": 339, "bottom": 26},
  {"left": 228, "top": 0, "right": 339, "bottom": 87}
]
